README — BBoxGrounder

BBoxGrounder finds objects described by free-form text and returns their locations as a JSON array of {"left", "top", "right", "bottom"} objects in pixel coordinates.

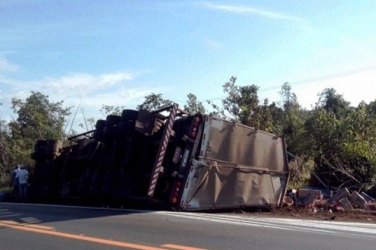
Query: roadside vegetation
[{"left": 1, "top": 79, "right": 375, "bottom": 196}]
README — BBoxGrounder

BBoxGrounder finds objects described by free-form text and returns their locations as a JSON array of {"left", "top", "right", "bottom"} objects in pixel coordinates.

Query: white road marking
[
  {"left": 156, "top": 211, "right": 376, "bottom": 239},
  {"left": 3, "top": 203, "right": 375, "bottom": 239}
]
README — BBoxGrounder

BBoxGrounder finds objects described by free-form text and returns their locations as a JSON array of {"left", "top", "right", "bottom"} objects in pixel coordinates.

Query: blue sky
[{"left": 1, "top": 0, "right": 376, "bottom": 131}]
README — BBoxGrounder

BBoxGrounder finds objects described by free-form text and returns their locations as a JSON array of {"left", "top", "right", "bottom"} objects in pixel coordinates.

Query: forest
[{"left": 1, "top": 78, "right": 375, "bottom": 195}]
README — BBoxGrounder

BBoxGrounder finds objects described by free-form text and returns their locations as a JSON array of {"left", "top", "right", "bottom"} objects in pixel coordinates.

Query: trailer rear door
[{"left": 180, "top": 117, "right": 289, "bottom": 210}]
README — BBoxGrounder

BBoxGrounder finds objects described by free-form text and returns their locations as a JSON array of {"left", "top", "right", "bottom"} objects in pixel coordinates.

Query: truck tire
[
  {"left": 121, "top": 110, "right": 138, "bottom": 122},
  {"left": 94, "top": 128, "right": 105, "bottom": 142},
  {"left": 95, "top": 120, "right": 106, "bottom": 129},
  {"left": 105, "top": 115, "right": 121, "bottom": 126}
]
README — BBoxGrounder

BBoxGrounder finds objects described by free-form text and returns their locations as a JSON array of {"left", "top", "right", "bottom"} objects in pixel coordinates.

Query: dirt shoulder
[{"left": 255, "top": 206, "right": 376, "bottom": 223}]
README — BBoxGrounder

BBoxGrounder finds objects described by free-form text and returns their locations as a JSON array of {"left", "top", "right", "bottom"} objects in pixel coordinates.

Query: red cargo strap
[{"left": 147, "top": 104, "right": 178, "bottom": 197}]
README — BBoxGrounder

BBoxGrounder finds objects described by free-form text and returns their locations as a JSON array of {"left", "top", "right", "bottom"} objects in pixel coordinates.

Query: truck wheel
[
  {"left": 105, "top": 115, "right": 121, "bottom": 127},
  {"left": 94, "top": 129, "right": 104, "bottom": 142},
  {"left": 95, "top": 120, "right": 106, "bottom": 129},
  {"left": 121, "top": 110, "right": 138, "bottom": 122}
]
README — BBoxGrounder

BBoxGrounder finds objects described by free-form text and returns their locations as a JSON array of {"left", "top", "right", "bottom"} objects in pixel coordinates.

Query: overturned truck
[{"left": 32, "top": 104, "right": 289, "bottom": 210}]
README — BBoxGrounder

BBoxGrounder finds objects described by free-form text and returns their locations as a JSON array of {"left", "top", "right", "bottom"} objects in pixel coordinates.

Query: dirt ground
[{"left": 255, "top": 206, "right": 376, "bottom": 223}]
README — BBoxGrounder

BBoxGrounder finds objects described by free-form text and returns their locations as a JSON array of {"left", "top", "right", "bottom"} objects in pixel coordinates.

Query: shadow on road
[{"left": 0, "top": 201, "right": 160, "bottom": 228}]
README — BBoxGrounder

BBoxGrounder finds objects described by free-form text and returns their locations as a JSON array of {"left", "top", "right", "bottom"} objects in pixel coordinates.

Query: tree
[
  {"left": 100, "top": 105, "right": 125, "bottom": 116},
  {"left": 279, "top": 82, "right": 299, "bottom": 112},
  {"left": 258, "top": 98, "right": 283, "bottom": 133},
  {"left": 341, "top": 102, "right": 376, "bottom": 185},
  {"left": 8, "top": 91, "right": 71, "bottom": 167},
  {"left": 0, "top": 101, "right": 10, "bottom": 186},
  {"left": 1, "top": 92, "right": 71, "bottom": 188},
  {"left": 0, "top": 119, "right": 13, "bottom": 187},
  {"left": 209, "top": 76, "right": 262, "bottom": 127},
  {"left": 208, "top": 77, "right": 286, "bottom": 132},
  {"left": 316, "top": 88, "right": 350, "bottom": 118},
  {"left": 137, "top": 93, "right": 173, "bottom": 111},
  {"left": 222, "top": 77, "right": 260, "bottom": 125},
  {"left": 278, "top": 82, "right": 307, "bottom": 155},
  {"left": 303, "top": 90, "right": 376, "bottom": 189},
  {"left": 184, "top": 93, "right": 205, "bottom": 115}
]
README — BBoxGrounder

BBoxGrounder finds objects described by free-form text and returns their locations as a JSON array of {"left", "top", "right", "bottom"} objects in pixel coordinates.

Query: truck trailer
[{"left": 31, "top": 104, "right": 289, "bottom": 211}]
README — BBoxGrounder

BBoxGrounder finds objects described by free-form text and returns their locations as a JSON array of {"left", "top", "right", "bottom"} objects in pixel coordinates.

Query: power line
[
  {"left": 207, "top": 64, "right": 376, "bottom": 101},
  {"left": 262, "top": 64, "right": 376, "bottom": 92}
]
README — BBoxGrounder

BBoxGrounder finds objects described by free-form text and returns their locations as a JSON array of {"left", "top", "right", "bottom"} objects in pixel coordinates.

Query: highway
[{"left": 0, "top": 203, "right": 375, "bottom": 250}]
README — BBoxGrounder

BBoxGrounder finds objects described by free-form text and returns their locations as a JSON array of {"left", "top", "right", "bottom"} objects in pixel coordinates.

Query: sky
[{"left": 1, "top": 0, "right": 376, "bottom": 132}]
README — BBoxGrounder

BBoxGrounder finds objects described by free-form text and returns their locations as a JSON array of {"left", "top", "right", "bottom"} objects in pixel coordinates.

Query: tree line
[{"left": 1, "top": 79, "right": 375, "bottom": 194}]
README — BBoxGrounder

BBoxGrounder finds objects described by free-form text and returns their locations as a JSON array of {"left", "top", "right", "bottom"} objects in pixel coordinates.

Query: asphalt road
[{"left": 0, "top": 202, "right": 375, "bottom": 250}]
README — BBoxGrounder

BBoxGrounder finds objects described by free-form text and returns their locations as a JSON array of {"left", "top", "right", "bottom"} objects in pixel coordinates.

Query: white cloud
[
  {"left": 0, "top": 57, "right": 19, "bottom": 72},
  {"left": 82, "top": 88, "right": 154, "bottom": 108},
  {"left": 293, "top": 68, "right": 376, "bottom": 109},
  {"left": 38, "top": 71, "right": 154, "bottom": 109},
  {"left": 199, "top": 2, "right": 304, "bottom": 23},
  {"left": 0, "top": 71, "right": 161, "bottom": 129},
  {"left": 42, "top": 71, "right": 133, "bottom": 95},
  {"left": 61, "top": 86, "right": 157, "bottom": 132},
  {"left": 257, "top": 66, "right": 376, "bottom": 110}
]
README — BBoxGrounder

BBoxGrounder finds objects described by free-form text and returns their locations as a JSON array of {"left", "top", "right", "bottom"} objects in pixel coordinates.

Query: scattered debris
[
  {"left": 296, "top": 189, "right": 322, "bottom": 207},
  {"left": 366, "top": 202, "right": 376, "bottom": 211},
  {"left": 350, "top": 191, "right": 367, "bottom": 209},
  {"left": 361, "top": 192, "right": 375, "bottom": 202},
  {"left": 328, "top": 188, "right": 351, "bottom": 205},
  {"left": 284, "top": 187, "right": 376, "bottom": 215},
  {"left": 338, "top": 197, "right": 353, "bottom": 210}
]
